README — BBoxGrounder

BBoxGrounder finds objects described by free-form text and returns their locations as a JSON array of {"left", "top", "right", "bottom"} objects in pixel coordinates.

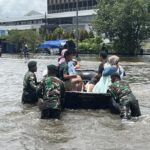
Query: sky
[{"left": 0, "top": 0, "right": 47, "bottom": 19}]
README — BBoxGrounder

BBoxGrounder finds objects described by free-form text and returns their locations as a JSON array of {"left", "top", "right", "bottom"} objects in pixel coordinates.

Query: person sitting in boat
[
  {"left": 92, "top": 55, "right": 125, "bottom": 93},
  {"left": 58, "top": 44, "right": 80, "bottom": 69},
  {"left": 38, "top": 65, "right": 65, "bottom": 119},
  {"left": 58, "top": 44, "right": 68, "bottom": 65},
  {"left": 85, "top": 51, "right": 108, "bottom": 92},
  {"left": 108, "top": 73, "right": 141, "bottom": 119},
  {"left": 22, "top": 61, "right": 41, "bottom": 104},
  {"left": 104, "top": 55, "right": 125, "bottom": 79},
  {"left": 58, "top": 50, "right": 83, "bottom": 91}
]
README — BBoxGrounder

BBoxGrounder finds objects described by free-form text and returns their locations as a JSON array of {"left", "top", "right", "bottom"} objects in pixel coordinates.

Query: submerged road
[{"left": 0, "top": 54, "right": 150, "bottom": 150}]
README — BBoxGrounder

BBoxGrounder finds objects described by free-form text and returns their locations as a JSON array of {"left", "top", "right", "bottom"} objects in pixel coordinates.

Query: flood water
[{"left": 0, "top": 54, "right": 150, "bottom": 150}]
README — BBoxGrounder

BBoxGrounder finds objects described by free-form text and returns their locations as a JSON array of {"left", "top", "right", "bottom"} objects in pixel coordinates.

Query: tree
[
  {"left": 7, "top": 30, "right": 23, "bottom": 52},
  {"left": 22, "top": 30, "right": 40, "bottom": 52},
  {"left": 79, "top": 30, "right": 89, "bottom": 41},
  {"left": 53, "top": 27, "right": 64, "bottom": 39},
  {"left": 62, "top": 32, "right": 70, "bottom": 39},
  {"left": 93, "top": 0, "right": 150, "bottom": 55},
  {"left": 89, "top": 30, "right": 95, "bottom": 38},
  {"left": 6, "top": 30, "right": 40, "bottom": 52}
]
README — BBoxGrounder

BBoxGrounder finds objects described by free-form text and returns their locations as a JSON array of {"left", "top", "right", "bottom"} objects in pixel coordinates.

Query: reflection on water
[{"left": 0, "top": 54, "right": 150, "bottom": 150}]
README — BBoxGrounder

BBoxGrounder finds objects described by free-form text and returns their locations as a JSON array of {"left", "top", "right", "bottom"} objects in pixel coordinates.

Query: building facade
[
  {"left": 0, "top": 1, "right": 97, "bottom": 33},
  {"left": 47, "top": 0, "right": 97, "bottom": 14},
  {"left": 47, "top": 0, "right": 97, "bottom": 31}
]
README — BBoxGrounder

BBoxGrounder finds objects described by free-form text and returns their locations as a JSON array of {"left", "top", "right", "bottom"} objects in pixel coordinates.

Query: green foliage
[
  {"left": 94, "top": 0, "right": 150, "bottom": 55},
  {"left": 63, "top": 32, "right": 72, "bottom": 39},
  {"left": 89, "top": 30, "right": 95, "bottom": 38},
  {"left": 53, "top": 27, "right": 64, "bottom": 39},
  {"left": 78, "top": 37, "right": 103, "bottom": 52},
  {"left": 70, "top": 31, "right": 75, "bottom": 39},
  {"left": 5, "top": 27, "right": 103, "bottom": 54},
  {"left": 95, "top": 37, "right": 103, "bottom": 45},
  {"left": 6, "top": 29, "right": 40, "bottom": 52},
  {"left": 79, "top": 30, "right": 89, "bottom": 41}
]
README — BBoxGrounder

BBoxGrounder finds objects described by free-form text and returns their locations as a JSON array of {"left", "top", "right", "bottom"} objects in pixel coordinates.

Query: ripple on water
[{"left": 0, "top": 55, "right": 150, "bottom": 149}]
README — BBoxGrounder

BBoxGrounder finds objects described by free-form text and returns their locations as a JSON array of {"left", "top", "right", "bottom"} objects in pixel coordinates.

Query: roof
[
  {"left": 25, "top": 10, "right": 42, "bottom": 16},
  {"left": 0, "top": 9, "right": 96, "bottom": 23}
]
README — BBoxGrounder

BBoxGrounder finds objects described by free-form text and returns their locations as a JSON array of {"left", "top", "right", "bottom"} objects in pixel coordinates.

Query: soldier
[
  {"left": 22, "top": 61, "right": 40, "bottom": 104},
  {"left": 108, "top": 73, "right": 141, "bottom": 119},
  {"left": 38, "top": 65, "right": 65, "bottom": 119}
]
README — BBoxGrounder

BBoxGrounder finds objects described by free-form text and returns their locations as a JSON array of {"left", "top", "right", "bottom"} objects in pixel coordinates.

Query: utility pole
[
  {"left": 76, "top": 0, "right": 79, "bottom": 58},
  {"left": 44, "top": 12, "right": 47, "bottom": 40}
]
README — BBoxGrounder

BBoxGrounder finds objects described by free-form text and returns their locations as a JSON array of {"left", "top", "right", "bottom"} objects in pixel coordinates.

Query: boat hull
[{"left": 65, "top": 91, "right": 111, "bottom": 109}]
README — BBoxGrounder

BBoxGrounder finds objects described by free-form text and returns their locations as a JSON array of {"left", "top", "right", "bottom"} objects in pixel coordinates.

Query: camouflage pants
[
  {"left": 38, "top": 98, "right": 61, "bottom": 119},
  {"left": 110, "top": 93, "right": 141, "bottom": 118},
  {"left": 120, "top": 93, "right": 141, "bottom": 118},
  {"left": 22, "top": 91, "right": 38, "bottom": 104}
]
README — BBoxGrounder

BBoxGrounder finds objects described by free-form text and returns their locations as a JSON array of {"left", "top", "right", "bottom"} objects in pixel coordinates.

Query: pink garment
[{"left": 58, "top": 49, "right": 67, "bottom": 65}]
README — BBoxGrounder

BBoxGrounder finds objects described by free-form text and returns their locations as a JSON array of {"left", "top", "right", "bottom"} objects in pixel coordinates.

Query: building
[
  {"left": 0, "top": 10, "right": 45, "bottom": 33},
  {"left": 47, "top": 0, "right": 97, "bottom": 31},
  {"left": 0, "top": 0, "right": 97, "bottom": 33},
  {"left": 47, "top": 0, "right": 97, "bottom": 13}
]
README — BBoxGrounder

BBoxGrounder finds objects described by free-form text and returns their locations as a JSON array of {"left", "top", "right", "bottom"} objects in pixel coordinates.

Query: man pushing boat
[
  {"left": 108, "top": 73, "right": 141, "bottom": 119},
  {"left": 38, "top": 65, "right": 65, "bottom": 119}
]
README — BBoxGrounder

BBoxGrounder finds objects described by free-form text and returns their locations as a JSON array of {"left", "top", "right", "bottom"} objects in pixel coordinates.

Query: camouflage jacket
[
  {"left": 108, "top": 80, "right": 132, "bottom": 102},
  {"left": 23, "top": 71, "right": 38, "bottom": 93},
  {"left": 41, "top": 76, "right": 64, "bottom": 109}
]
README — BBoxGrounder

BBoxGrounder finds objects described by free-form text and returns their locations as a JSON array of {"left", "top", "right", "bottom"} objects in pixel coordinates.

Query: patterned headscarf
[
  {"left": 58, "top": 49, "right": 68, "bottom": 65},
  {"left": 108, "top": 55, "right": 120, "bottom": 65}
]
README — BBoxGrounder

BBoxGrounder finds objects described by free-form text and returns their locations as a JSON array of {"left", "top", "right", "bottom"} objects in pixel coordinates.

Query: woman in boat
[
  {"left": 58, "top": 50, "right": 83, "bottom": 91},
  {"left": 92, "top": 55, "right": 125, "bottom": 93},
  {"left": 108, "top": 73, "right": 141, "bottom": 119}
]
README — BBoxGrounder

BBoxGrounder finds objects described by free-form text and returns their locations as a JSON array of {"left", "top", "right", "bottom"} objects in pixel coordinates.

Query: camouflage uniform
[
  {"left": 39, "top": 76, "right": 65, "bottom": 119},
  {"left": 22, "top": 71, "right": 39, "bottom": 104},
  {"left": 108, "top": 80, "right": 141, "bottom": 119}
]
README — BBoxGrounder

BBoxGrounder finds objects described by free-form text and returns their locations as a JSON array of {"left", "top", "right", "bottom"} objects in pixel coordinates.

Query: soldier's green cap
[
  {"left": 111, "top": 72, "right": 120, "bottom": 79},
  {"left": 47, "top": 65, "right": 58, "bottom": 74},
  {"left": 28, "top": 61, "right": 37, "bottom": 68}
]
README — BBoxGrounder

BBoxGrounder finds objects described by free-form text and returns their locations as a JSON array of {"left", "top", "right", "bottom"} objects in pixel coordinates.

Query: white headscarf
[{"left": 108, "top": 55, "right": 120, "bottom": 65}]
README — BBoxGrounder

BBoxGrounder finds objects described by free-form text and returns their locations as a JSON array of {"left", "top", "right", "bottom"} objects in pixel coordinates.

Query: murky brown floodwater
[{"left": 0, "top": 54, "right": 150, "bottom": 150}]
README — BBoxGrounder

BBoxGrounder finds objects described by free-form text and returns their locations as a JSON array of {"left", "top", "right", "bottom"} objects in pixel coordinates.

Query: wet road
[{"left": 0, "top": 54, "right": 150, "bottom": 150}]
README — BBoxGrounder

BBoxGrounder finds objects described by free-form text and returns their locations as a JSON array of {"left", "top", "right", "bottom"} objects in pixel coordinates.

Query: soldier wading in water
[
  {"left": 108, "top": 73, "right": 141, "bottom": 119},
  {"left": 22, "top": 61, "right": 41, "bottom": 104},
  {"left": 38, "top": 65, "right": 65, "bottom": 119}
]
